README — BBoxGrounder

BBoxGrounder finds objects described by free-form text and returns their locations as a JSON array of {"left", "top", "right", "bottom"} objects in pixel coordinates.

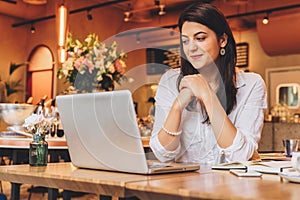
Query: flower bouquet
[
  {"left": 23, "top": 114, "right": 52, "bottom": 166},
  {"left": 57, "top": 33, "right": 127, "bottom": 93},
  {"left": 23, "top": 113, "right": 53, "bottom": 135}
]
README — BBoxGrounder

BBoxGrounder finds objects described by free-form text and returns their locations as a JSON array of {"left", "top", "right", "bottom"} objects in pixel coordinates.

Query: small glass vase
[{"left": 29, "top": 133, "right": 48, "bottom": 166}]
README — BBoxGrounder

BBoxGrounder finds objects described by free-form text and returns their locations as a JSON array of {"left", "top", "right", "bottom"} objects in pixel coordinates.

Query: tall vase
[{"left": 29, "top": 133, "right": 48, "bottom": 166}]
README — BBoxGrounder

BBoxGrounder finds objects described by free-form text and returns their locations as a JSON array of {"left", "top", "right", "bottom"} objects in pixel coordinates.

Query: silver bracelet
[{"left": 162, "top": 126, "right": 182, "bottom": 136}]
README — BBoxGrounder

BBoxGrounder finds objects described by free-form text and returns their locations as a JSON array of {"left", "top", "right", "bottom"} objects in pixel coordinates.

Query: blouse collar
[{"left": 236, "top": 70, "right": 247, "bottom": 89}]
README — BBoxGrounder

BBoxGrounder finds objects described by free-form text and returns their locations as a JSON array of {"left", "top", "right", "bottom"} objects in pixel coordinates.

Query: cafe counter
[{"left": 259, "top": 122, "right": 300, "bottom": 152}]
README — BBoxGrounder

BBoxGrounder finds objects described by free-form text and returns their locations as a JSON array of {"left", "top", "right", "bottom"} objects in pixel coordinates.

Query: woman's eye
[
  {"left": 182, "top": 39, "right": 189, "bottom": 45},
  {"left": 195, "top": 37, "right": 205, "bottom": 41}
]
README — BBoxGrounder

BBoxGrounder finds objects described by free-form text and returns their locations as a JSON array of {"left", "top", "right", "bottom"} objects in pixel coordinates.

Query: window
[{"left": 276, "top": 83, "right": 300, "bottom": 109}]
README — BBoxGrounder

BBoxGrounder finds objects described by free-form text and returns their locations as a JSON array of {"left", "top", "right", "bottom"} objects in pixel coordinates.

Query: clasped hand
[{"left": 177, "top": 74, "right": 211, "bottom": 110}]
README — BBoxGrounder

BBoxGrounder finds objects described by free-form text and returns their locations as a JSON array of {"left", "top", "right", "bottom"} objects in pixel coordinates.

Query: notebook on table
[
  {"left": 212, "top": 160, "right": 292, "bottom": 174},
  {"left": 56, "top": 90, "right": 200, "bottom": 174}
]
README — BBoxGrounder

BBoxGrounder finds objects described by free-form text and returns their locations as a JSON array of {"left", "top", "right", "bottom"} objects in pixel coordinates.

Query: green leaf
[
  {"left": 5, "top": 79, "right": 23, "bottom": 96},
  {"left": 9, "top": 62, "right": 28, "bottom": 75}
]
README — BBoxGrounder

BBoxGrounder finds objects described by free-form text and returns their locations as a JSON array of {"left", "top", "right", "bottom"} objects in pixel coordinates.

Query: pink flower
[
  {"left": 94, "top": 46, "right": 107, "bottom": 59},
  {"left": 74, "top": 57, "right": 84, "bottom": 70},
  {"left": 74, "top": 47, "right": 83, "bottom": 55},
  {"left": 58, "top": 33, "right": 127, "bottom": 92},
  {"left": 82, "top": 57, "right": 94, "bottom": 74}
]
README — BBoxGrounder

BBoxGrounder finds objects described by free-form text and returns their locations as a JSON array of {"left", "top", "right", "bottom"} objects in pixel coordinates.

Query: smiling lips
[{"left": 190, "top": 54, "right": 203, "bottom": 60}]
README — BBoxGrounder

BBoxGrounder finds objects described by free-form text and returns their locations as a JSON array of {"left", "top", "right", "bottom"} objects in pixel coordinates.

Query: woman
[{"left": 149, "top": 2, "right": 267, "bottom": 165}]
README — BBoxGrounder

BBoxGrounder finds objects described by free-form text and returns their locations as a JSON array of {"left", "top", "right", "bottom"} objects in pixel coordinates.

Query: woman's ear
[{"left": 219, "top": 33, "right": 228, "bottom": 48}]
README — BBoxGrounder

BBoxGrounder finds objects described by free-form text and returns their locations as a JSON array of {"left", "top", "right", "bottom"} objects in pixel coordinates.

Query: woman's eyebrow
[
  {"left": 194, "top": 31, "right": 207, "bottom": 37},
  {"left": 181, "top": 31, "right": 207, "bottom": 38}
]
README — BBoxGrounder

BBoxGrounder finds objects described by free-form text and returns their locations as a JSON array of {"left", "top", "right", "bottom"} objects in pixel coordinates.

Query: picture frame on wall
[
  {"left": 236, "top": 42, "right": 249, "bottom": 68},
  {"left": 146, "top": 44, "right": 180, "bottom": 75}
]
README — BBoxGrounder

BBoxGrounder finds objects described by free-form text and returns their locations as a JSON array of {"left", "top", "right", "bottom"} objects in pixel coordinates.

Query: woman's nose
[{"left": 189, "top": 40, "right": 198, "bottom": 52}]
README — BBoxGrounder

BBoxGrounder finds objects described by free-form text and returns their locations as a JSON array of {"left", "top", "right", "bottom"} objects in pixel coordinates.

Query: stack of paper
[{"left": 212, "top": 160, "right": 292, "bottom": 174}]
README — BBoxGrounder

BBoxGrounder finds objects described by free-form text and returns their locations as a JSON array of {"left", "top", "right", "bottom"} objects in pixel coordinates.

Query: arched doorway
[{"left": 26, "top": 45, "right": 54, "bottom": 105}]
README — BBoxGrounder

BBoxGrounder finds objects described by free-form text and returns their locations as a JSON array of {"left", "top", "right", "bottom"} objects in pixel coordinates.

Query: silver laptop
[{"left": 56, "top": 90, "right": 200, "bottom": 174}]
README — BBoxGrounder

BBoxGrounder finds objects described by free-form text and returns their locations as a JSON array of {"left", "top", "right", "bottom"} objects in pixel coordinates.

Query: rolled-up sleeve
[
  {"left": 149, "top": 133, "right": 181, "bottom": 162},
  {"left": 221, "top": 73, "right": 267, "bottom": 162}
]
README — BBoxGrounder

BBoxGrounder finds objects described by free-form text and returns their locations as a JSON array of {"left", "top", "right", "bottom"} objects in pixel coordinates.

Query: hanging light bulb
[
  {"left": 262, "top": 13, "right": 269, "bottom": 25},
  {"left": 87, "top": 9, "right": 93, "bottom": 21},
  {"left": 158, "top": 5, "right": 166, "bottom": 16},
  {"left": 30, "top": 23, "right": 36, "bottom": 33},
  {"left": 124, "top": 11, "right": 131, "bottom": 22},
  {"left": 56, "top": 3, "right": 68, "bottom": 63},
  {"left": 262, "top": 16, "right": 269, "bottom": 24}
]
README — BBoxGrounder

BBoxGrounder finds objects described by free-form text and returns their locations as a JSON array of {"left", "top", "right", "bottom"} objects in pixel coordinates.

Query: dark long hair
[{"left": 177, "top": 2, "right": 237, "bottom": 122}]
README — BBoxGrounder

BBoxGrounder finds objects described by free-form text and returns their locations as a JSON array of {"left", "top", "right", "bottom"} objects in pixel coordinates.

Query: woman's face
[{"left": 181, "top": 21, "right": 222, "bottom": 70}]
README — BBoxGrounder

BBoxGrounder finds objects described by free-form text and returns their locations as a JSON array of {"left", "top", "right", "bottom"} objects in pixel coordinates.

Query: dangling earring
[{"left": 220, "top": 47, "right": 226, "bottom": 56}]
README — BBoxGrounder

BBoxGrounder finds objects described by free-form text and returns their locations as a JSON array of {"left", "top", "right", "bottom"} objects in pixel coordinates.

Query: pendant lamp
[{"left": 56, "top": 3, "right": 68, "bottom": 63}]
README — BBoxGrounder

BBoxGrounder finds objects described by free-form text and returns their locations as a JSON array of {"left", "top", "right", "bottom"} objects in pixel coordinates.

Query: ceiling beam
[
  {"left": 226, "top": 3, "right": 300, "bottom": 19},
  {"left": 1, "top": 0, "right": 16, "bottom": 4},
  {"left": 116, "top": 3, "right": 300, "bottom": 37},
  {"left": 11, "top": 0, "right": 129, "bottom": 27},
  {"left": 11, "top": 2, "right": 300, "bottom": 29}
]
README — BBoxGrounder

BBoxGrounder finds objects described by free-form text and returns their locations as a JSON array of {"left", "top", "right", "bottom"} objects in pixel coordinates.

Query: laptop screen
[{"left": 56, "top": 90, "right": 150, "bottom": 173}]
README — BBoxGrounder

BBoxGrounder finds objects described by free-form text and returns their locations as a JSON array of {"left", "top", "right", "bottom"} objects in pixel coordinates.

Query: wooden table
[
  {"left": 0, "top": 137, "right": 70, "bottom": 199},
  {"left": 0, "top": 162, "right": 189, "bottom": 200},
  {"left": 1, "top": 162, "right": 300, "bottom": 200},
  {"left": 0, "top": 136, "right": 152, "bottom": 199},
  {"left": 126, "top": 169, "right": 300, "bottom": 200}
]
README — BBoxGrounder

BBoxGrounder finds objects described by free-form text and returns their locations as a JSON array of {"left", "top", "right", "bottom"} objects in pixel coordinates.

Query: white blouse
[{"left": 149, "top": 68, "right": 267, "bottom": 165}]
